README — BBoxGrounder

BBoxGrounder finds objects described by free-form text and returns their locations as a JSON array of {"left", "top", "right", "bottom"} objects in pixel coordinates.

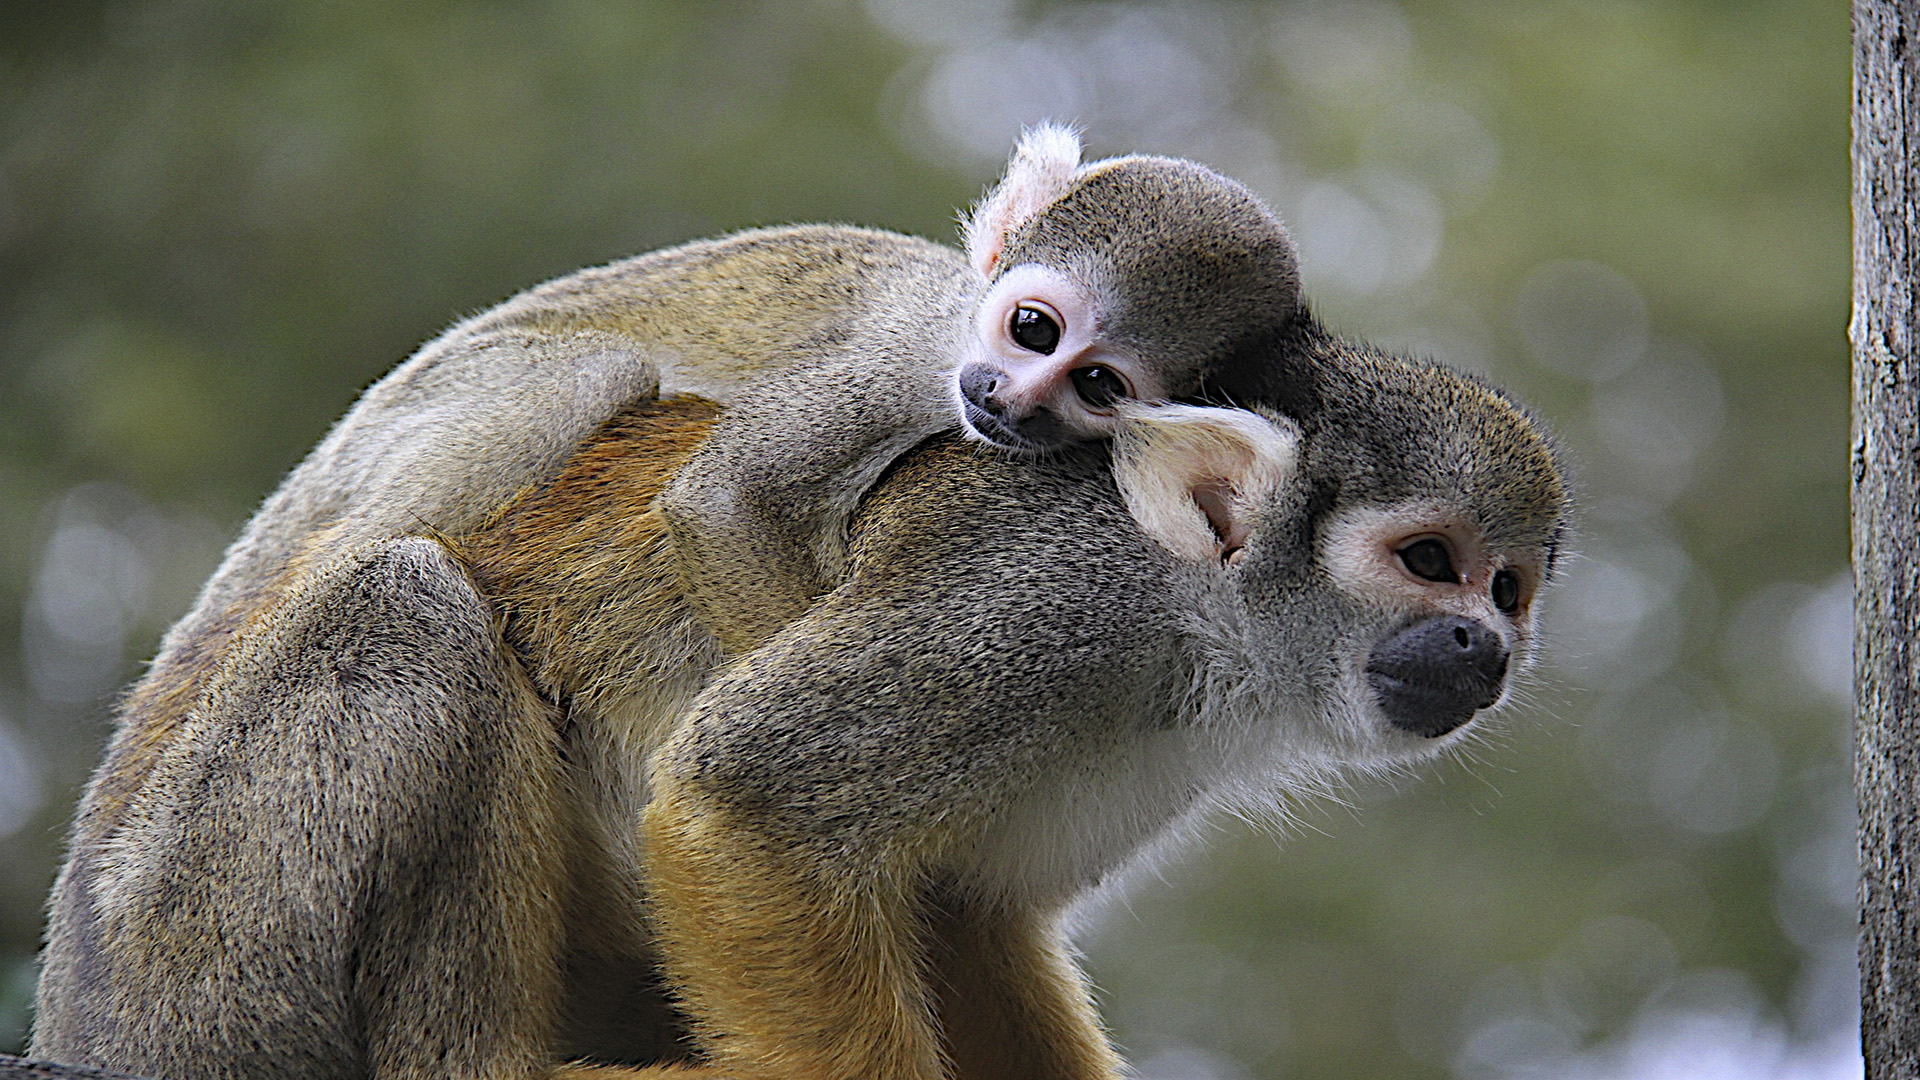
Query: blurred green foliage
[{"left": 0, "top": 1, "right": 1852, "bottom": 1076}]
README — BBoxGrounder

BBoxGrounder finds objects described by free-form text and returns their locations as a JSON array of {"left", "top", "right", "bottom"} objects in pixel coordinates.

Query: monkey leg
[{"left": 33, "top": 539, "right": 641, "bottom": 1080}]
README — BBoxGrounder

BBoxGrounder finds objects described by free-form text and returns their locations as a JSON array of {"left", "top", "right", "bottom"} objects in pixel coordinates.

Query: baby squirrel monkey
[
  {"left": 52, "top": 125, "right": 1294, "bottom": 679},
  {"left": 31, "top": 129, "right": 1569, "bottom": 1080},
  {"left": 652, "top": 123, "right": 1299, "bottom": 647}
]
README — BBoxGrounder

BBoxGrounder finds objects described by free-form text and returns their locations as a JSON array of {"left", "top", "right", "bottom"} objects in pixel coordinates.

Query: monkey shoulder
[{"left": 846, "top": 437, "right": 1166, "bottom": 586}]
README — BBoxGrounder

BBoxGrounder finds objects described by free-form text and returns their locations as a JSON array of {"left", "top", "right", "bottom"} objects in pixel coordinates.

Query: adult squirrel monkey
[{"left": 31, "top": 128, "right": 1568, "bottom": 1080}]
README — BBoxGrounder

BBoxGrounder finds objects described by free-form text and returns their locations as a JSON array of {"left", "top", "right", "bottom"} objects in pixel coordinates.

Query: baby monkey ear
[
  {"left": 1112, "top": 404, "right": 1300, "bottom": 564},
  {"left": 964, "top": 122, "right": 1084, "bottom": 278}
]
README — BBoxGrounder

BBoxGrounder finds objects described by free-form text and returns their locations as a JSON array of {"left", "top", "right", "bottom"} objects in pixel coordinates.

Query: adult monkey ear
[
  {"left": 963, "top": 123, "right": 1084, "bottom": 278},
  {"left": 1111, "top": 403, "right": 1300, "bottom": 564}
]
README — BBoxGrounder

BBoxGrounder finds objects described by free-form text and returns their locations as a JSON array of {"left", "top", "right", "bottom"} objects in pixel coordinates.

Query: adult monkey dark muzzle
[{"left": 1365, "top": 615, "right": 1510, "bottom": 738}]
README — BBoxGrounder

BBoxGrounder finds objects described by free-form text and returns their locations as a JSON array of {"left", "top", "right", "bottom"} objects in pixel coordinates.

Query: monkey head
[
  {"left": 1113, "top": 327, "right": 1569, "bottom": 771},
  {"left": 953, "top": 125, "right": 1300, "bottom": 453}
]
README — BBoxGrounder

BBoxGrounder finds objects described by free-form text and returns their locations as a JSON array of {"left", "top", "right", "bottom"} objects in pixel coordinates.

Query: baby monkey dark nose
[
  {"left": 957, "top": 362, "right": 1068, "bottom": 448},
  {"left": 1365, "top": 615, "right": 1510, "bottom": 738},
  {"left": 958, "top": 363, "right": 1004, "bottom": 413}
]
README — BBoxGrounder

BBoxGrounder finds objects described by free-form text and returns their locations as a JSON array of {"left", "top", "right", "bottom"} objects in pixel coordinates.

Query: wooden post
[{"left": 1854, "top": 2, "right": 1920, "bottom": 1075}]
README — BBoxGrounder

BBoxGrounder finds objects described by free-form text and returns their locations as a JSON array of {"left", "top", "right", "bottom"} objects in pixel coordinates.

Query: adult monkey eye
[
  {"left": 1069, "top": 365, "right": 1129, "bottom": 408},
  {"left": 1398, "top": 538, "right": 1457, "bottom": 584},
  {"left": 1491, "top": 568, "right": 1521, "bottom": 613},
  {"left": 1009, "top": 304, "right": 1062, "bottom": 354}
]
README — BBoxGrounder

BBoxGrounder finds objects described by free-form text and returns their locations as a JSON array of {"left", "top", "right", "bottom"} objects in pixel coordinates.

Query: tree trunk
[{"left": 1855, "top": 2, "right": 1920, "bottom": 1076}]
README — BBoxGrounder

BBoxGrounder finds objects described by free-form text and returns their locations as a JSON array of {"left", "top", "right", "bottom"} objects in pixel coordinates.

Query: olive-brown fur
[{"left": 33, "top": 134, "right": 1567, "bottom": 1080}]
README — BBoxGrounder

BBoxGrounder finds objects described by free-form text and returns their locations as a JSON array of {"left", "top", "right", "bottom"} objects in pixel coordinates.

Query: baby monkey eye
[
  {"left": 1491, "top": 569, "right": 1521, "bottom": 613},
  {"left": 1069, "top": 365, "right": 1129, "bottom": 408},
  {"left": 1397, "top": 538, "right": 1457, "bottom": 584},
  {"left": 1009, "top": 304, "right": 1062, "bottom": 354}
]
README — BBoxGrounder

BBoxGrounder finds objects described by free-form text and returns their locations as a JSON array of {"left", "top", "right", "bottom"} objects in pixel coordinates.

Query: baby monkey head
[
  {"left": 955, "top": 125, "right": 1300, "bottom": 454},
  {"left": 1111, "top": 333, "right": 1570, "bottom": 771}
]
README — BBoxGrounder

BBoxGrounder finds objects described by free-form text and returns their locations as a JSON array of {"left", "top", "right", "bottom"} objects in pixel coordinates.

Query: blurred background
[{"left": 0, "top": 1, "right": 1852, "bottom": 1077}]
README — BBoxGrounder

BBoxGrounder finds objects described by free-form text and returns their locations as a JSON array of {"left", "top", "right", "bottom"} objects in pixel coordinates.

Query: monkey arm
[
  {"left": 32, "top": 538, "right": 669, "bottom": 1080},
  {"left": 643, "top": 777, "right": 948, "bottom": 1080},
  {"left": 653, "top": 262, "right": 977, "bottom": 655},
  {"left": 642, "top": 612, "right": 1139, "bottom": 1080},
  {"left": 658, "top": 366, "right": 954, "bottom": 654},
  {"left": 643, "top": 661, "right": 1127, "bottom": 1080},
  {"left": 923, "top": 895, "right": 1125, "bottom": 1080},
  {"left": 644, "top": 444, "right": 1176, "bottom": 1080}
]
